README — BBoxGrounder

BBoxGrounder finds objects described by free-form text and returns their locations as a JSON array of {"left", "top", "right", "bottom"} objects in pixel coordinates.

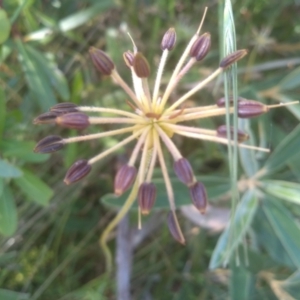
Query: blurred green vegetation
[{"left": 0, "top": 0, "right": 300, "bottom": 299}]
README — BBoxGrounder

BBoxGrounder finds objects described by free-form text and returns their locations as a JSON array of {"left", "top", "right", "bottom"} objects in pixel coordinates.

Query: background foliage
[{"left": 0, "top": 0, "right": 300, "bottom": 299}]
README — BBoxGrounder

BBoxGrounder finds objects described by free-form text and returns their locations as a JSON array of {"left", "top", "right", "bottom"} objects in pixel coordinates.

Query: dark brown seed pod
[
  {"left": 238, "top": 99, "right": 269, "bottom": 118},
  {"left": 33, "top": 112, "right": 58, "bottom": 124},
  {"left": 161, "top": 27, "right": 176, "bottom": 51},
  {"left": 167, "top": 211, "right": 185, "bottom": 244},
  {"left": 189, "top": 32, "right": 211, "bottom": 61},
  {"left": 50, "top": 102, "right": 78, "bottom": 114},
  {"left": 123, "top": 51, "right": 134, "bottom": 68},
  {"left": 64, "top": 159, "right": 91, "bottom": 185},
  {"left": 133, "top": 52, "right": 150, "bottom": 78},
  {"left": 114, "top": 164, "right": 137, "bottom": 196},
  {"left": 56, "top": 112, "right": 90, "bottom": 130},
  {"left": 173, "top": 157, "right": 194, "bottom": 187},
  {"left": 216, "top": 96, "right": 244, "bottom": 107},
  {"left": 89, "top": 47, "right": 115, "bottom": 75},
  {"left": 138, "top": 182, "right": 157, "bottom": 215},
  {"left": 189, "top": 181, "right": 207, "bottom": 214},
  {"left": 219, "top": 49, "right": 248, "bottom": 69},
  {"left": 217, "top": 125, "right": 249, "bottom": 142},
  {"left": 34, "top": 135, "right": 64, "bottom": 153}
]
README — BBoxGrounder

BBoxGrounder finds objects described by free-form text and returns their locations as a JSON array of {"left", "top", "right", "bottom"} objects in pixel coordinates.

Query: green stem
[{"left": 100, "top": 179, "right": 139, "bottom": 273}]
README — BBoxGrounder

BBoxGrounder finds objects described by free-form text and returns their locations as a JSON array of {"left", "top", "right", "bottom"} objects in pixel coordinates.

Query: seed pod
[
  {"left": 64, "top": 159, "right": 91, "bottom": 185},
  {"left": 189, "top": 32, "right": 211, "bottom": 61},
  {"left": 238, "top": 99, "right": 269, "bottom": 118},
  {"left": 216, "top": 96, "right": 244, "bottom": 107},
  {"left": 89, "top": 47, "right": 115, "bottom": 75},
  {"left": 34, "top": 135, "right": 64, "bottom": 153},
  {"left": 189, "top": 181, "right": 207, "bottom": 214},
  {"left": 123, "top": 51, "right": 134, "bottom": 68},
  {"left": 219, "top": 49, "right": 248, "bottom": 69},
  {"left": 114, "top": 164, "right": 137, "bottom": 196},
  {"left": 161, "top": 27, "right": 176, "bottom": 51},
  {"left": 167, "top": 211, "right": 185, "bottom": 244},
  {"left": 138, "top": 182, "right": 157, "bottom": 215},
  {"left": 56, "top": 112, "right": 90, "bottom": 130},
  {"left": 51, "top": 102, "right": 78, "bottom": 114},
  {"left": 33, "top": 112, "right": 58, "bottom": 124},
  {"left": 173, "top": 157, "right": 194, "bottom": 187},
  {"left": 216, "top": 125, "right": 249, "bottom": 142},
  {"left": 133, "top": 52, "right": 150, "bottom": 78}
]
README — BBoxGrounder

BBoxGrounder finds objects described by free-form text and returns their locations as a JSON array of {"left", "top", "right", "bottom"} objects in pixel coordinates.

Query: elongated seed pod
[
  {"left": 114, "top": 164, "right": 137, "bottom": 196},
  {"left": 64, "top": 160, "right": 91, "bottom": 185},
  {"left": 138, "top": 182, "right": 157, "bottom": 215},
  {"left": 56, "top": 112, "right": 90, "bottom": 130},
  {"left": 34, "top": 135, "right": 64, "bottom": 153},
  {"left": 89, "top": 47, "right": 115, "bottom": 75},
  {"left": 161, "top": 27, "right": 176, "bottom": 51},
  {"left": 173, "top": 157, "right": 195, "bottom": 187},
  {"left": 189, "top": 181, "right": 207, "bottom": 214},
  {"left": 216, "top": 125, "right": 249, "bottom": 142}
]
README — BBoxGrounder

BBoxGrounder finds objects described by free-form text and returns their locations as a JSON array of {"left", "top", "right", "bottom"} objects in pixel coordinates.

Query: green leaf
[
  {"left": 209, "top": 189, "right": 258, "bottom": 269},
  {"left": 261, "top": 180, "right": 300, "bottom": 204},
  {"left": 279, "top": 66, "right": 300, "bottom": 91},
  {"left": 0, "top": 87, "right": 5, "bottom": 139},
  {"left": 0, "top": 289, "right": 29, "bottom": 300},
  {"left": 263, "top": 197, "right": 300, "bottom": 268},
  {"left": 253, "top": 208, "right": 294, "bottom": 268},
  {"left": 230, "top": 264, "right": 254, "bottom": 300},
  {"left": 282, "top": 270, "right": 300, "bottom": 299},
  {"left": 14, "top": 170, "right": 53, "bottom": 206},
  {"left": 0, "top": 186, "right": 17, "bottom": 236},
  {"left": 26, "top": 46, "right": 70, "bottom": 100},
  {"left": 0, "top": 9, "right": 11, "bottom": 44},
  {"left": 24, "top": 1, "right": 115, "bottom": 41},
  {"left": 101, "top": 176, "right": 230, "bottom": 210},
  {"left": 238, "top": 119, "right": 259, "bottom": 177},
  {"left": 15, "top": 39, "right": 57, "bottom": 110},
  {"left": 0, "top": 160, "right": 22, "bottom": 178},
  {"left": 0, "top": 179, "right": 3, "bottom": 197},
  {"left": 1, "top": 140, "right": 50, "bottom": 163},
  {"left": 263, "top": 124, "right": 300, "bottom": 174}
]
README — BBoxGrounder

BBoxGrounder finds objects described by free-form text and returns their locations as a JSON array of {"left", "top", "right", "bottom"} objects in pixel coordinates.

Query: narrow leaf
[
  {"left": 14, "top": 170, "right": 53, "bottom": 206},
  {"left": 0, "top": 160, "right": 22, "bottom": 178},
  {"left": 261, "top": 180, "right": 300, "bottom": 204},
  {"left": 230, "top": 264, "right": 254, "bottom": 300},
  {"left": 263, "top": 124, "right": 300, "bottom": 174},
  {"left": 0, "top": 86, "right": 5, "bottom": 140},
  {"left": 0, "top": 289, "right": 29, "bottom": 300},
  {"left": 15, "top": 39, "right": 57, "bottom": 110},
  {"left": 0, "top": 186, "right": 17, "bottom": 236},
  {"left": 279, "top": 66, "right": 300, "bottom": 91},
  {"left": 263, "top": 197, "right": 300, "bottom": 268},
  {"left": 0, "top": 9, "right": 11, "bottom": 44},
  {"left": 209, "top": 189, "right": 258, "bottom": 269}
]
